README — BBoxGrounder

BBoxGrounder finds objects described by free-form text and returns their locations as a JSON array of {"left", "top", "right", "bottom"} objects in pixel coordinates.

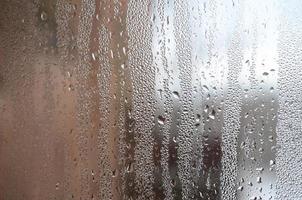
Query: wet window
[{"left": 0, "top": 0, "right": 301, "bottom": 199}]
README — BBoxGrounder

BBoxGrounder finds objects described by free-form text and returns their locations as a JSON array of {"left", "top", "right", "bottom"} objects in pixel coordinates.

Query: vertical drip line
[
  {"left": 97, "top": 1, "right": 134, "bottom": 199},
  {"left": 190, "top": 0, "right": 205, "bottom": 198},
  {"left": 117, "top": 1, "right": 137, "bottom": 199},
  {"left": 162, "top": 0, "right": 183, "bottom": 199},
  {"left": 174, "top": 0, "right": 194, "bottom": 199},
  {"left": 219, "top": 2, "right": 244, "bottom": 199},
  {"left": 276, "top": 22, "right": 302, "bottom": 199},
  {"left": 161, "top": 0, "right": 176, "bottom": 199},
  {"left": 87, "top": 1, "right": 109, "bottom": 198},
  {"left": 75, "top": 1, "right": 95, "bottom": 199},
  {"left": 126, "top": 0, "right": 156, "bottom": 199},
  {"left": 97, "top": 22, "right": 113, "bottom": 200},
  {"left": 151, "top": 0, "right": 166, "bottom": 199},
  {"left": 194, "top": 1, "right": 225, "bottom": 199},
  {"left": 95, "top": 0, "right": 122, "bottom": 198},
  {"left": 220, "top": 28, "right": 243, "bottom": 200}
]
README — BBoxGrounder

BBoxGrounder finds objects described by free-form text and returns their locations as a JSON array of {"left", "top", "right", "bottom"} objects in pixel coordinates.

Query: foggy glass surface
[{"left": 0, "top": 0, "right": 301, "bottom": 199}]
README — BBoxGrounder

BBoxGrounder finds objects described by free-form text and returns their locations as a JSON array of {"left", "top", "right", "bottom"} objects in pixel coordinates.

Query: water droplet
[
  {"left": 209, "top": 109, "right": 216, "bottom": 119},
  {"left": 256, "top": 167, "right": 264, "bottom": 172},
  {"left": 245, "top": 112, "right": 249, "bottom": 118},
  {"left": 55, "top": 182, "right": 60, "bottom": 190},
  {"left": 112, "top": 169, "right": 117, "bottom": 177},
  {"left": 157, "top": 115, "right": 166, "bottom": 125},
  {"left": 91, "top": 53, "right": 96, "bottom": 61},
  {"left": 172, "top": 91, "right": 179, "bottom": 98},
  {"left": 40, "top": 11, "right": 47, "bottom": 21},
  {"left": 203, "top": 85, "right": 209, "bottom": 92},
  {"left": 196, "top": 114, "right": 201, "bottom": 122},
  {"left": 204, "top": 105, "right": 209, "bottom": 113},
  {"left": 68, "top": 84, "right": 74, "bottom": 91}
]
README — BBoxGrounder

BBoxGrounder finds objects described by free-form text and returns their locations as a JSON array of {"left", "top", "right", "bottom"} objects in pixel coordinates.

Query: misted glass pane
[{"left": 0, "top": 0, "right": 301, "bottom": 199}]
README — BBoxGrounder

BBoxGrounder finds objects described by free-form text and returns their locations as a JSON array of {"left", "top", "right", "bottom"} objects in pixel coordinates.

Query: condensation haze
[{"left": 0, "top": 0, "right": 301, "bottom": 199}]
